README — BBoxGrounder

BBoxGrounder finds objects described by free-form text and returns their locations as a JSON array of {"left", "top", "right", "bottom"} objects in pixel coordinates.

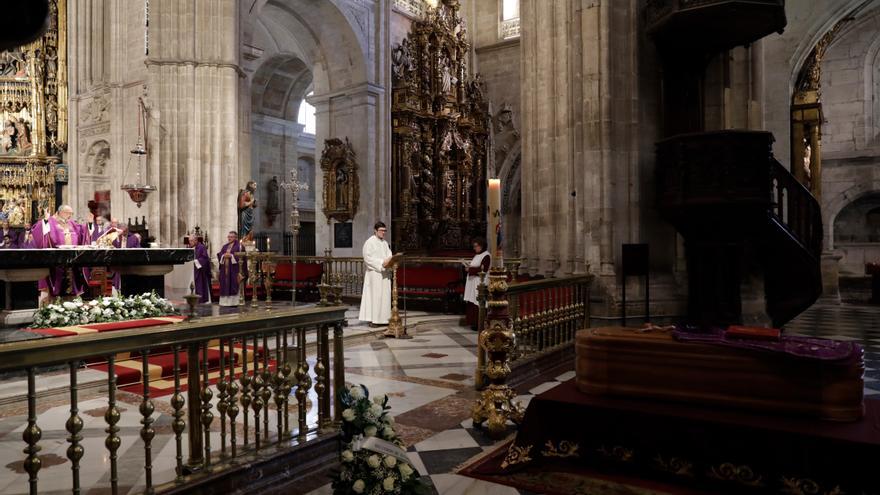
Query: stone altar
[{"left": 0, "top": 248, "right": 194, "bottom": 324}]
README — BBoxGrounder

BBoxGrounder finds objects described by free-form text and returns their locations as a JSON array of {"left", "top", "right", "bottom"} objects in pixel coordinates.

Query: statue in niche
[
  {"left": 238, "top": 180, "right": 257, "bottom": 240},
  {"left": 320, "top": 137, "right": 359, "bottom": 223},
  {"left": 441, "top": 64, "right": 457, "bottom": 94},
  {"left": 336, "top": 167, "right": 349, "bottom": 209},
  {"left": 802, "top": 137, "right": 812, "bottom": 181},
  {"left": 392, "top": 39, "right": 413, "bottom": 82},
  {"left": 265, "top": 175, "right": 281, "bottom": 227}
]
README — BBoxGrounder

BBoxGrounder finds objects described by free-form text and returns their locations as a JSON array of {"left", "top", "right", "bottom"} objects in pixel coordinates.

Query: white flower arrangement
[
  {"left": 32, "top": 292, "right": 178, "bottom": 328},
  {"left": 332, "top": 384, "right": 428, "bottom": 495}
]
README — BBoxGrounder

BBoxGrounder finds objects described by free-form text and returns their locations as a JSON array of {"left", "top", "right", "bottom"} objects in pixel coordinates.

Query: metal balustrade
[{"left": 0, "top": 306, "right": 346, "bottom": 495}]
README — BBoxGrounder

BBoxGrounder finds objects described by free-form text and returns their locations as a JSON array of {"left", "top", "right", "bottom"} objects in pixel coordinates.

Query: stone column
[
  {"left": 520, "top": 0, "right": 640, "bottom": 280},
  {"left": 144, "top": 0, "right": 243, "bottom": 289}
]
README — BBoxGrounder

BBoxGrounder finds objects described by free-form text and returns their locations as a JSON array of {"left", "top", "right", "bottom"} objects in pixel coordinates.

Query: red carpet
[
  {"left": 27, "top": 316, "right": 186, "bottom": 337},
  {"left": 27, "top": 316, "right": 275, "bottom": 398},
  {"left": 91, "top": 343, "right": 273, "bottom": 397}
]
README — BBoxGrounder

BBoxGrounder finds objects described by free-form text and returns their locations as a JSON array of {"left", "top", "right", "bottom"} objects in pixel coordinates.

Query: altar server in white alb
[{"left": 359, "top": 221, "right": 393, "bottom": 327}]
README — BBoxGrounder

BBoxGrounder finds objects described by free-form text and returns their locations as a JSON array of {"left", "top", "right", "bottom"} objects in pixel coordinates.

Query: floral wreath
[{"left": 332, "top": 384, "right": 428, "bottom": 495}]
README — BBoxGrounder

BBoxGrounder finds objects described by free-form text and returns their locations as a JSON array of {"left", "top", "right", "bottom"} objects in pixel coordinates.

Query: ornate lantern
[{"left": 121, "top": 97, "right": 156, "bottom": 207}]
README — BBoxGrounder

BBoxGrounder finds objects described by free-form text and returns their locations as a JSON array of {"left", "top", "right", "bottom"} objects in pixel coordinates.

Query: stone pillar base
[{"left": 820, "top": 250, "right": 843, "bottom": 304}]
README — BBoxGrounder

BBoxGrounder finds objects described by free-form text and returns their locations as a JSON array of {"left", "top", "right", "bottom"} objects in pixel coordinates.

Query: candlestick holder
[
  {"left": 318, "top": 273, "right": 331, "bottom": 307},
  {"left": 472, "top": 266, "right": 523, "bottom": 438},
  {"left": 248, "top": 254, "right": 262, "bottom": 309},
  {"left": 184, "top": 282, "right": 200, "bottom": 320},
  {"left": 263, "top": 260, "right": 276, "bottom": 310},
  {"left": 331, "top": 273, "right": 344, "bottom": 306}
]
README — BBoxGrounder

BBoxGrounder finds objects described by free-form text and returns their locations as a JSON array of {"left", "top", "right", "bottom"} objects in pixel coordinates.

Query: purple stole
[{"left": 217, "top": 240, "right": 241, "bottom": 297}]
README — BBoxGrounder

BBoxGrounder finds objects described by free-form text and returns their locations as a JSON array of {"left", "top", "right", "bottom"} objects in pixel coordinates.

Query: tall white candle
[{"left": 487, "top": 179, "right": 502, "bottom": 268}]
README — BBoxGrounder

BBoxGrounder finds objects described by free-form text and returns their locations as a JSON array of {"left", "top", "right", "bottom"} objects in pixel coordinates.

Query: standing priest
[
  {"left": 217, "top": 231, "right": 242, "bottom": 306},
  {"left": 189, "top": 234, "right": 212, "bottom": 303},
  {"left": 30, "top": 205, "right": 88, "bottom": 302},
  {"left": 358, "top": 221, "right": 394, "bottom": 327}
]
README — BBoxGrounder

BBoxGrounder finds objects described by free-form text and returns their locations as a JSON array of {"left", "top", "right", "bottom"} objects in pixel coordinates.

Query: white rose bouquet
[
  {"left": 331, "top": 384, "right": 428, "bottom": 495},
  {"left": 32, "top": 291, "right": 178, "bottom": 328}
]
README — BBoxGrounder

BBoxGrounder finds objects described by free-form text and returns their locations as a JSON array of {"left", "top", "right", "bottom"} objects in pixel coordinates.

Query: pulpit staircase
[
  {"left": 656, "top": 131, "right": 822, "bottom": 327},
  {"left": 647, "top": 0, "right": 821, "bottom": 327}
]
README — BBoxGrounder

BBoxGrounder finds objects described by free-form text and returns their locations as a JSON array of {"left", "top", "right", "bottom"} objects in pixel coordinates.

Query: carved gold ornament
[
  {"left": 500, "top": 444, "right": 532, "bottom": 469},
  {"left": 320, "top": 137, "right": 359, "bottom": 224},
  {"left": 542, "top": 440, "right": 580, "bottom": 459}
]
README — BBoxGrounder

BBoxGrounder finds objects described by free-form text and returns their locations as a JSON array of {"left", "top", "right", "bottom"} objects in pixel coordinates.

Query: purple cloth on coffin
[
  {"left": 193, "top": 242, "right": 212, "bottom": 303},
  {"left": 217, "top": 240, "right": 241, "bottom": 297},
  {"left": 672, "top": 325, "right": 863, "bottom": 364}
]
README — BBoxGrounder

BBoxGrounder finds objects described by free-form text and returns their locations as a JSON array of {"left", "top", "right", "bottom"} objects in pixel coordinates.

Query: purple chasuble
[
  {"left": 217, "top": 240, "right": 241, "bottom": 299},
  {"left": 193, "top": 242, "right": 212, "bottom": 303},
  {"left": 30, "top": 216, "right": 87, "bottom": 297}
]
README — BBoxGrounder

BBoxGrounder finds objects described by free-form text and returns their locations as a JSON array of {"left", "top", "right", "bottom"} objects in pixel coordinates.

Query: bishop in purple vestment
[
  {"left": 217, "top": 231, "right": 242, "bottom": 306},
  {"left": 30, "top": 205, "right": 88, "bottom": 302},
  {"left": 190, "top": 235, "right": 212, "bottom": 303}
]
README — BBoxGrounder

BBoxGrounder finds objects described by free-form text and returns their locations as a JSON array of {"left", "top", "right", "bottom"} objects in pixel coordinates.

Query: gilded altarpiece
[
  {"left": 0, "top": 0, "right": 67, "bottom": 226},
  {"left": 391, "top": 0, "right": 490, "bottom": 252}
]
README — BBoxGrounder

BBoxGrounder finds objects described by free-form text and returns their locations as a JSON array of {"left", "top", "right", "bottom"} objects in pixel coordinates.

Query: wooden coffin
[{"left": 575, "top": 326, "right": 865, "bottom": 421}]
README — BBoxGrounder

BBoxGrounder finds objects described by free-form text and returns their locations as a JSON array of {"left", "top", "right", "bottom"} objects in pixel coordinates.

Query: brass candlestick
[
  {"left": 263, "top": 260, "right": 275, "bottom": 310},
  {"left": 472, "top": 266, "right": 524, "bottom": 439},
  {"left": 184, "top": 282, "right": 200, "bottom": 320},
  {"left": 249, "top": 254, "right": 261, "bottom": 309},
  {"left": 384, "top": 261, "right": 410, "bottom": 339}
]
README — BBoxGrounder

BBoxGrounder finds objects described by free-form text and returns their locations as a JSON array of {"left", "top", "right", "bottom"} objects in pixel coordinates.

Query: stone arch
[
  {"left": 788, "top": 0, "right": 879, "bottom": 92},
  {"left": 825, "top": 180, "right": 880, "bottom": 249},
  {"left": 84, "top": 140, "right": 110, "bottom": 175},
  {"left": 252, "top": 0, "right": 370, "bottom": 95},
  {"left": 251, "top": 55, "right": 313, "bottom": 120}
]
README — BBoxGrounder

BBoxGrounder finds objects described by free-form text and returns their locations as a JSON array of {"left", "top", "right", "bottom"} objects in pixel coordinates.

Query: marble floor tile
[
  {"left": 430, "top": 473, "right": 521, "bottom": 495},
  {"left": 414, "top": 428, "right": 480, "bottom": 452}
]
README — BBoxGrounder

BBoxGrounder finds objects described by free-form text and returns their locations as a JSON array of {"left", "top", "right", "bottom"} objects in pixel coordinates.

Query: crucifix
[{"left": 280, "top": 166, "right": 309, "bottom": 308}]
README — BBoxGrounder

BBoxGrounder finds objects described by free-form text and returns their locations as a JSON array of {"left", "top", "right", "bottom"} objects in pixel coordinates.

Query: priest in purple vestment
[
  {"left": 30, "top": 205, "right": 88, "bottom": 303},
  {"left": 217, "top": 231, "right": 242, "bottom": 306},
  {"left": 105, "top": 224, "right": 142, "bottom": 292},
  {"left": 85, "top": 213, "right": 110, "bottom": 243},
  {"left": 190, "top": 235, "right": 212, "bottom": 303}
]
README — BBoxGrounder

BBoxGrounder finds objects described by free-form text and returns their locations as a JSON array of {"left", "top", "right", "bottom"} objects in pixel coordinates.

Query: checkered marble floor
[
  {"left": 784, "top": 302, "right": 880, "bottom": 397},
  {"left": 1, "top": 302, "right": 877, "bottom": 494}
]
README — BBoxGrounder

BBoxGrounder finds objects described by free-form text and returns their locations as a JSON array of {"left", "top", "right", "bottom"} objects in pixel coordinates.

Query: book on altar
[{"left": 95, "top": 227, "right": 121, "bottom": 247}]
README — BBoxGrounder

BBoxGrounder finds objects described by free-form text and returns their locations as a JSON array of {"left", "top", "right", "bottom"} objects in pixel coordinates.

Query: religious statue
[
  {"left": 803, "top": 138, "right": 812, "bottom": 180},
  {"left": 237, "top": 180, "right": 257, "bottom": 240},
  {"left": 320, "top": 137, "right": 359, "bottom": 223},
  {"left": 391, "top": 39, "right": 413, "bottom": 82},
  {"left": 264, "top": 175, "right": 281, "bottom": 227},
  {"left": 8, "top": 199, "right": 24, "bottom": 226},
  {"left": 336, "top": 167, "right": 349, "bottom": 209}
]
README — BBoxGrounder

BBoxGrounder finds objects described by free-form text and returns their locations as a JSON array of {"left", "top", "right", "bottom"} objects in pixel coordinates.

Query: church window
[
  {"left": 501, "top": 0, "right": 520, "bottom": 39},
  {"left": 298, "top": 92, "right": 316, "bottom": 135}
]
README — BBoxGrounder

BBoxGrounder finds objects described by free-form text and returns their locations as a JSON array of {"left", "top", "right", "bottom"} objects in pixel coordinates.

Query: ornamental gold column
[{"left": 472, "top": 267, "right": 524, "bottom": 439}]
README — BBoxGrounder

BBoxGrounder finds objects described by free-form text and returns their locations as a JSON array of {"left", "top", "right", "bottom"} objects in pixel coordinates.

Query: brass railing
[
  {"left": 267, "top": 253, "right": 522, "bottom": 300},
  {"left": 504, "top": 275, "right": 591, "bottom": 361},
  {"left": 0, "top": 306, "right": 347, "bottom": 495}
]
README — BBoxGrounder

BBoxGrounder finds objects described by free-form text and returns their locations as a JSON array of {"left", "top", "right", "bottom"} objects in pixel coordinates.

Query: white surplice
[{"left": 358, "top": 235, "right": 392, "bottom": 324}]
